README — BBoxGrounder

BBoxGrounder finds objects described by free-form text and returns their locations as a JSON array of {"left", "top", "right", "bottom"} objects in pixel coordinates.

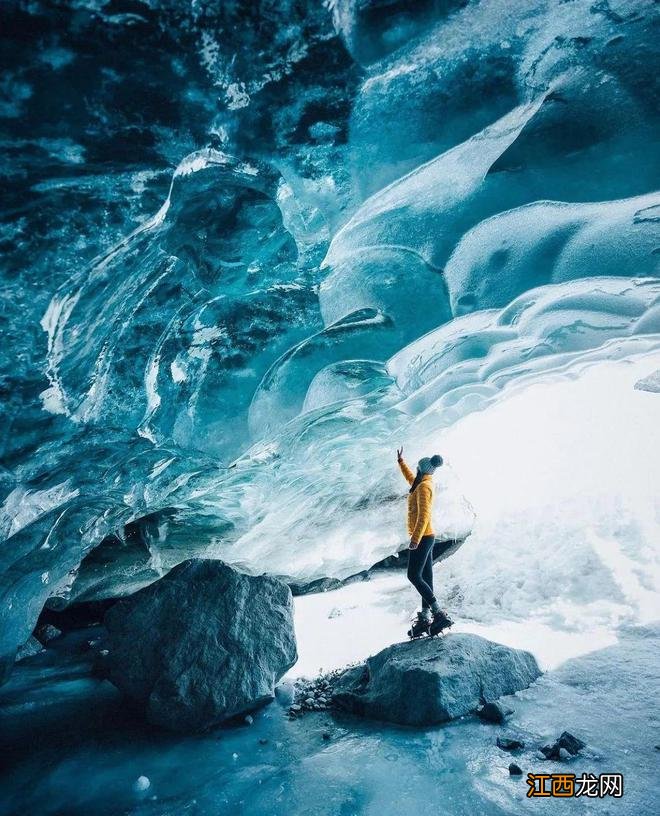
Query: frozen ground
[{"left": 0, "top": 602, "right": 657, "bottom": 816}]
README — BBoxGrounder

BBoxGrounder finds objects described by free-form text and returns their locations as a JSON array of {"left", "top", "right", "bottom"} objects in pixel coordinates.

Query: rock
[
  {"left": 477, "top": 702, "right": 512, "bottom": 724},
  {"left": 244, "top": 715, "right": 254, "bottom": 725},
  {"left": 509, "top": 763, "right": 523, "bottom": 776},
  {"left": 34, "top": 624, "right": 62, "bottom": 645},
  {"left": 541, "top": 731, "right": 586, "bottom": 761},
  {"left": 103, "top": 559, "right": 297, "bottom": 732},
  {"left": 275, "top": 682, "right": 295, "bottom": 706},
  {"left": 557, "top": 731, "right": 586, "bottom": 755},
  {"left": 15, "top": 636, "right": 44, "bottom": 662},
  {"left": 540, "top": 743, "right": 561, "bottom": 760},
  {"left": 259, "top": 738, "right": 269, "bottom": 745},
  {"left": 331, "top": 634, "right": 540, "bottom": 726},
  {"left": 322, "top": 731, "right": 331, "bottom": 740},
  {"left": 497, "top": 737, "right": 525, "bottom": 751}
]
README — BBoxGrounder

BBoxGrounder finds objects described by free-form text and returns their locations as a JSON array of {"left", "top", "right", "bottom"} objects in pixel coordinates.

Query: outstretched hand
[{"left": 396, "top": 446, "right": 403, "bottom": 462}]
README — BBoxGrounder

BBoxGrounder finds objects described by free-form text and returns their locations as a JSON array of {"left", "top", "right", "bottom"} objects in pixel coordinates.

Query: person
[{"left": 397, "top": 446, "right": 453, "bottom": 638}]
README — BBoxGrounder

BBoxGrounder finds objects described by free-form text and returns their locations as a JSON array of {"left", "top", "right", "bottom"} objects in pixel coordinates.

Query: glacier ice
[{"left": 0, "top": 0, "right": 659, "bottom": 681}]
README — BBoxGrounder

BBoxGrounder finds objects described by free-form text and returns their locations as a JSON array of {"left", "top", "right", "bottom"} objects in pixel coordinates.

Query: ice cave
[{"left": 0, "top": 1, "right": 658, "bottom": 814}]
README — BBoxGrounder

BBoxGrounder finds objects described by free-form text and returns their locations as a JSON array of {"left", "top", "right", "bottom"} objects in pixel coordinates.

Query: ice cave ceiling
[{"left": 0, "top": 0, "right": 659, "bottom": 676}]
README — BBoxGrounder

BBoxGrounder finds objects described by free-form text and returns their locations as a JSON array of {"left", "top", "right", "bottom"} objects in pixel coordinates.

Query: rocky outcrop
[
  {"left": 103, "top": 559, "right": 297, "bottom": 732},
  {"left": 332, "top": 633, "right": 540, "bottom": 726}
]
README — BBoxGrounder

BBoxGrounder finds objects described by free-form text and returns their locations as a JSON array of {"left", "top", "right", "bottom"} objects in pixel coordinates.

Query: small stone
[
  {"left": 244, "top": 715, "right": 254, "bottom": 725},
  {"left": 557, "top": 731, "right": 585, "bottom": 755},
  {"left": 477, "top": 702, "right": 508, "bottom": 724},
  {"left": 305, "top": 697, "right": 315, "bottom": 706},
  {"left": 100, "top": 649, "right": 109, "bottom": 657},
  {"left": 133, "top": 776, "right": 151, "bottom": 792},
  {"left": 322, "top": 732, "right": 331, "bottom": 741},
  {"left": 497, "top": 737, "right": 525, "bottom": 751},
  {"left": 558, "top": 747, "right": 571, "bottom": 761},
  {"left": 259, "top": 738, "right": 268, "bottom": 745},
  {"left": 289, "top": 704, "right": 301, "bottom": 712},
  {"left": 540, "top": 743, "right": 561, "bottom": 761},
  {"left": 509, "top": 763, "right": 523, "bottom": 776},
  {"left": 232, "top": 752, "right": 238, "bottom": 760}
]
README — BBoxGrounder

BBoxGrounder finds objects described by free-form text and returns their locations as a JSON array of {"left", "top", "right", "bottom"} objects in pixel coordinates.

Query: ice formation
[{"left": 1, "top": 0, "right": 659, "bottom": 677}]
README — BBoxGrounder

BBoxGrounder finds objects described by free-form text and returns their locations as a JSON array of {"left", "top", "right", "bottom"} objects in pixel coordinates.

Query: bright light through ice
[{"left": 290, "top": 353, "right": 660, "bottom": 678}]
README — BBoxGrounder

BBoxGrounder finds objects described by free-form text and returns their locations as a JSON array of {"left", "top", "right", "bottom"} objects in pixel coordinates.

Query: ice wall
[{"left": 0, "top": 0, "right": 658, "bottom": 676}]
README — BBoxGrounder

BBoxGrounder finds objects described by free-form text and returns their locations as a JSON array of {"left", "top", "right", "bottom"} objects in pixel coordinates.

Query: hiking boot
[
  {"left": 429, "top": 610, "right": 453, "bottom": 637},
  {"left": 408, "top": 612, "right": 431, "bottom": 639}
]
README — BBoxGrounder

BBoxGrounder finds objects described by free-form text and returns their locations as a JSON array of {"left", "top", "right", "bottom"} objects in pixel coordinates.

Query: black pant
[{"left": 407, "top": 534, "right": 437, "bottom": 609}]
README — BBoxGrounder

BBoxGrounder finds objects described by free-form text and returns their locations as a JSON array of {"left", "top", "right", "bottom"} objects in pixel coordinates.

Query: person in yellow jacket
[{"left": 397, "top": 447, "right": 453, "bottom": 638}]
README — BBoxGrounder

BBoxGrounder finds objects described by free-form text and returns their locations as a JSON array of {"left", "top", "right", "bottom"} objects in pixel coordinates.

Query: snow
[{"left": 288, "top": 353, "right": 659, "bottom": 679}]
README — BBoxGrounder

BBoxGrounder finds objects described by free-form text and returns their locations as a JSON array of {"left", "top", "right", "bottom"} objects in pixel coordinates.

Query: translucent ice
[{"left": 0, "top": 0, "right": 658, "bottom": 677}]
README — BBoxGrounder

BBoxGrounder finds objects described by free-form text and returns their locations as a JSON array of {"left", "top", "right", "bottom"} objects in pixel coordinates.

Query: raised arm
[{"left": 397, "top": 447, "right": 415, "bottom": 485}]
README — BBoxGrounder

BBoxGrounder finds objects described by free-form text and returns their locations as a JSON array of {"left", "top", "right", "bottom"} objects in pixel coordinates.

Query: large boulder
[
  {"left": 332, "top": 633, "right": 540, "bottom": 726},
  {"left": 103, "top": 559, "right": 297, "bottom": 732}
]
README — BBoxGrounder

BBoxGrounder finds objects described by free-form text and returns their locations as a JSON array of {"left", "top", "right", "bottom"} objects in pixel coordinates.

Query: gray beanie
[{"left": 418, "top": 454, "right": 443, "bottom": 475}]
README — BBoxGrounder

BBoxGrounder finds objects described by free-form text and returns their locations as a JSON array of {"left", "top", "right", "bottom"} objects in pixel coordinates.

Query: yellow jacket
[{"left": 399, "top": 458, "right": 435, "bottom": 544}]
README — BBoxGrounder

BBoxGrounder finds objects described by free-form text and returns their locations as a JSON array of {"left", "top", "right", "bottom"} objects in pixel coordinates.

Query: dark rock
[
  {"left": 497, "top": 737, "right": 525, "bottom": 751},
  {"left": 540, "top": 743, "right": 561, "bottom": 760},
  {"left": 34, "top": 624, "right": 62, "bottom": 645},
  {"left": 509, "top": 763, "right": 523, "bottom": 776},
  {"left": 322, "top": 731, "right": 331, "bottom": 740},
  {"left": 259, "top": 738, "right": 269, "bottom": 745},
  {"left": 332, "top": 634, "right": 540, "bottom": 726},
  {"left": 103, "top": 559, "right": 297, "bottom": 732},
  {"left": 541, "top": 731, "right": 585, "bottom": 760},
  {"left": 557, "top": 731, "right": 586, "bottom": 755},
  {"left": 15, "top": 636, "right": 44, "bottom": 662},
  {"left": 477, "top": 701, "right": 512, "bottom": 724}
]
